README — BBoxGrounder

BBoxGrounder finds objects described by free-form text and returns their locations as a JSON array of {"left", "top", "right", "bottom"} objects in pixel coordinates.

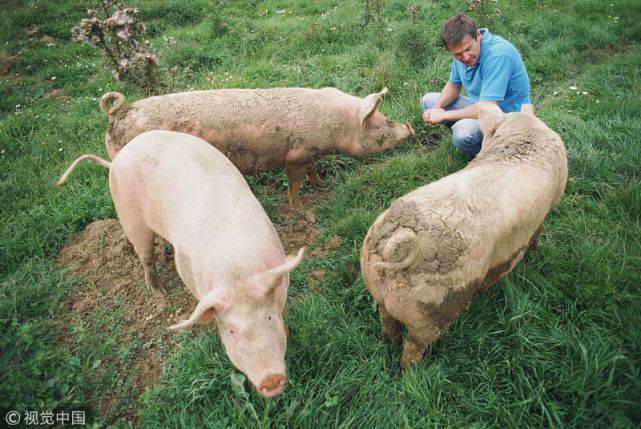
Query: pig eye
[{"left": 268, "top": 316, "right": 273, "bottom": 321}]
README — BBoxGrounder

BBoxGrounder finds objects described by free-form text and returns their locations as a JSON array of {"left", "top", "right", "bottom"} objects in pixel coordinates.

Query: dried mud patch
[
  {"left": 45, "top": 88, "right": 72, "bottom": 103},
  {"left": 55, "top": 188, "right": 332, "bottom": 420},
  {"left": 276, "top": 187, "right": 337, "bottom": 256}
]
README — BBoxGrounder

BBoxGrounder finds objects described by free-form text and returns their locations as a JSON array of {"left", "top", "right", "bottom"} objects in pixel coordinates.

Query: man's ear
[
  {"left": 478, "top": 103, "right": 506, "bottom": 138},
  {"left": 253, "top": 247, "right": 305, "bottom": 295},
  {"left": 168, "top": 290, "right": 228, "bottom": 330},
  {"left": 359, "top": 87, "right": 388, "bottom": 128}
]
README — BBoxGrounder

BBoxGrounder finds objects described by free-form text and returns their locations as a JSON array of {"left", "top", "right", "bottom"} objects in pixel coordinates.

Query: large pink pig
[
  {"left": 57, "top": 130, "right": 304, "bottom": 397},
  {"left": 100, "top": 87, "right": 415, "bottom": 206}
]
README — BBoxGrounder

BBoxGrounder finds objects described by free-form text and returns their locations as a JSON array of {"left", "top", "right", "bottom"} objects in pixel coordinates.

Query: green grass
[{"left": 1, "top": 0, "right": 640, "bottom": 427}]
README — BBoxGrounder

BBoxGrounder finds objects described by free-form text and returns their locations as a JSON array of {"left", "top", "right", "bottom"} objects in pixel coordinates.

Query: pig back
[
  {"left": 108, "top": 88, "right": 353, "bottom": 171},
  {"left": 362, "top": 155, "right": 562, "bottom": 298},
  {"left": 109, "top": 130, "right": 283, "bottom": 263}
]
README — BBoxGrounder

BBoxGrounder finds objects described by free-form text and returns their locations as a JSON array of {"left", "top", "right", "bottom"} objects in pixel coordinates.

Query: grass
[{"left": 1, "top": 0, "right": 640, "bottom": 427}]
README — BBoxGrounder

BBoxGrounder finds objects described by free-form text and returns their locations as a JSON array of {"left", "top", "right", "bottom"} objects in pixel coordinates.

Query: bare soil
[
  {"left": 0, "top": 53, "right": 17, "bottom": 76},
  {"left": 55, "top": 187, "right": 335, "bottom": 419},
  {"left": 45, "top": 88, "right": 72, "bottom": 103}
]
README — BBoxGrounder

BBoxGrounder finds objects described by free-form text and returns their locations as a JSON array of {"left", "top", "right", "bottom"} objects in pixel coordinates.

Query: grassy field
[{"left": 1, "top": 0, "right": 640, "bottom": 427}]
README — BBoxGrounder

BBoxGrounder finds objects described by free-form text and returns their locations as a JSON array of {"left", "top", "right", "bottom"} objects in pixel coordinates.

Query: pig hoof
[
  {"left": 400, "top": 342, "right": 425, "bottom": 370},
  {"left": 307, "top": 175, "right": 325, "bottom": 187},
  {"left": 155, "top": 284, "right": 170, "bottom": 296},
  {"left": 400, "top": 353, "right": 422, "bottom": 370},
  {"left": 288, "top": 198, "right": 302, "bottom": 209}
]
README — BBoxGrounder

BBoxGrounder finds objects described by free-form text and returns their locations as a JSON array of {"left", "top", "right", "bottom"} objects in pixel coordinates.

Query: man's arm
[
  {"left": 424, "top": 100, "right": 499, "bottom": 124},
  {"left": 422, "top": 81, "right": 463, "bottom": 124},
  {"left": 433, "top": 81, "right": 462, "bottom": 109}
]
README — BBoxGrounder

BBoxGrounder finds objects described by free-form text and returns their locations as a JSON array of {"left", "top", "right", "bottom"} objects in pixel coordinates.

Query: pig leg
[
  {"left": 286, "top": 163, "right": 307, "bottom": 207},
  {"left": 379, "top": 304, "right": 402, "bottom": 344},
  {"left": 400, "top": 320, "right": 443, "bottom": 369},
  {"left": 121, "top": 221, "right": 167, "bottom": 296},
  {"left": 306, "top": 161, "right": 324, "bottom": 186}
]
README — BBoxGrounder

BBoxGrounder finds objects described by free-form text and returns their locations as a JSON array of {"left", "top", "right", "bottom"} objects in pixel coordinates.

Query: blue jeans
[{"left": 421, "top": 92, "right": 483, "bottom": 157}]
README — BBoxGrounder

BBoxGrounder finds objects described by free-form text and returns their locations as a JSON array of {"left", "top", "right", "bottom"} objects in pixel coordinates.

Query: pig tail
[{"left": 100, "top": 92, "right": 127, "bottom": 116}]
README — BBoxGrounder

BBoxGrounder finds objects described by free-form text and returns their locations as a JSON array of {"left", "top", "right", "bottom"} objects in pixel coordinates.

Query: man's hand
[{"left": 422, "top": 108, "right": 447, "bottom": 124}]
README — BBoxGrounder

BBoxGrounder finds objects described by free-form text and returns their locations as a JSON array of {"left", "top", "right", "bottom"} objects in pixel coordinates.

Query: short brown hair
[{"left": 442, "top": 14, "right": 478, "bottom": 48}]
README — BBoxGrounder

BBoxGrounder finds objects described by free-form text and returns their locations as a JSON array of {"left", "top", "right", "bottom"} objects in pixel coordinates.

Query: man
[{"left": 422, "top": 14, "right": 531, "bottom": 157}]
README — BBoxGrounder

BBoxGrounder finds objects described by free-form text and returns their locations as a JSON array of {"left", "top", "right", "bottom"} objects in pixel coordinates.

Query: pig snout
[
  {"left": 258, "top": 373, "right": 287, "bottom": 398},
  {"left": 391, "top": 122, "right": 414, "bottom": 143}
]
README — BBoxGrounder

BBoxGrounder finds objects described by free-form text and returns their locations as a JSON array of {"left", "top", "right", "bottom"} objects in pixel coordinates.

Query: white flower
[
  {"left": 553, "top": 91, "right": 558, "bottom": 95},
  {"left": 582, "top": 91, "right": 588, "bottom": 95},
  {"left": 51, "top": 76, "right": 56, "bottom": 80},
  {"left": 58, "top": 147, "right": 63, "bottom": 152},
  {"left": 569, "top": 86, "right": 577, "bottom": 90}
]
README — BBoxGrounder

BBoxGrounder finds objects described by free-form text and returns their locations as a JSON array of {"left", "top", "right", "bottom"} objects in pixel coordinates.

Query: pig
[
  {"left": 56, "top": 130, "right": 305, "bottom": 397},
  {"left": 360, "top": 104, "right": 568, "bottom": 369},
  {"left": 99, "top": 87, "right": 415, "bottom": 206}
]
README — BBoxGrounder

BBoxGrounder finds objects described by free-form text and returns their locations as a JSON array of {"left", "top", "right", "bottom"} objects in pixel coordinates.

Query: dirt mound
[{"left": 56, "top": 219, "right": 195, "bottom": 398}]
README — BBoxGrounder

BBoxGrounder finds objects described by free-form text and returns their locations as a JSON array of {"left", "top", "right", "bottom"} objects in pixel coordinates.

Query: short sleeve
[
  {"left": 449, "top": 61, "right": 462, "bottom": 85},
  {"left": 479, "top": 55, "right": 513, "bottom": 101}
]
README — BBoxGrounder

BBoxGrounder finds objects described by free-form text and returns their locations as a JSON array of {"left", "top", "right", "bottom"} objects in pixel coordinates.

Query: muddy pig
[
  {"left": 100, "top": 87, "right": 415, "bottom": 206},
  {"left": 57, "top": 130, "right": 305, "bottom": 397},
  {"left": 360, "top": 104, "right": 567, "bottom": 369}
]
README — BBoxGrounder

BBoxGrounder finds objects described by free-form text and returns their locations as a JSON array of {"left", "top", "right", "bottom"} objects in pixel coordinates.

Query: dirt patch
[
  {"left": 56, "top": 219, "right": 196, "bottom": 397},
  {"left": 27, "top": 26, "right": 54, "bottom": 44},
  {"left": 308, "top": 269, "right": 327, "bottom": 292},
  {"left": 55, "top": 187, "right": 331, "bottom": 420},
  {"left": 276, "top": 187, "right": 332, "bottom": 255},
  {"left": 0, "top": 53, "right": 17, "bottom": 76},
  {"left": 45, "top": 88, "right": 72, "bottom": 103}
]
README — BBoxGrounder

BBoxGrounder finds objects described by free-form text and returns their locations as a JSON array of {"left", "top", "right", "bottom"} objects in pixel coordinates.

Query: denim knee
[
  {"left": 451, "top": 119, "right": 483, "bottom": 157},
  {"left": 420, "top": 92, "right": 440, "bottom": 112}
]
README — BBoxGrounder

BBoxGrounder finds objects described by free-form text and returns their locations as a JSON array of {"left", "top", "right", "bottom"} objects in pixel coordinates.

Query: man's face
[{"left": 448, "top": 30, "right": 482, "bottom": 67}]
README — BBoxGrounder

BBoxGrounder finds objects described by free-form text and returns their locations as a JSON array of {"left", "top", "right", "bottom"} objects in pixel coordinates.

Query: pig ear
[
  {"left": 520, "top": 104, "right": 535, "bottom": 115},
  {"left": 478, "top": 103, "right": 506, "bottom": 138},
  {"left": 360, "top": 87, "right": 388, "bottom": 128},
  {"left": 168, "top": 290, "right": 228, "bottom": 331},
  {"left": 254, "top": 247, "right": 305, "bottom": 294}
]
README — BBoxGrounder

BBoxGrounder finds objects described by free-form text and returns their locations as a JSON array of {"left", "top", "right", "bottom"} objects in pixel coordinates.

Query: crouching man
[{"left": 422, "top": 14, "right": 531, "bottom": 157}]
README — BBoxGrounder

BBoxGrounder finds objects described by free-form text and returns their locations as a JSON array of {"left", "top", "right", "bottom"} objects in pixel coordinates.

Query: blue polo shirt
[{"left": 449, "top": 28, "right": 530, "bottom": 113}]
